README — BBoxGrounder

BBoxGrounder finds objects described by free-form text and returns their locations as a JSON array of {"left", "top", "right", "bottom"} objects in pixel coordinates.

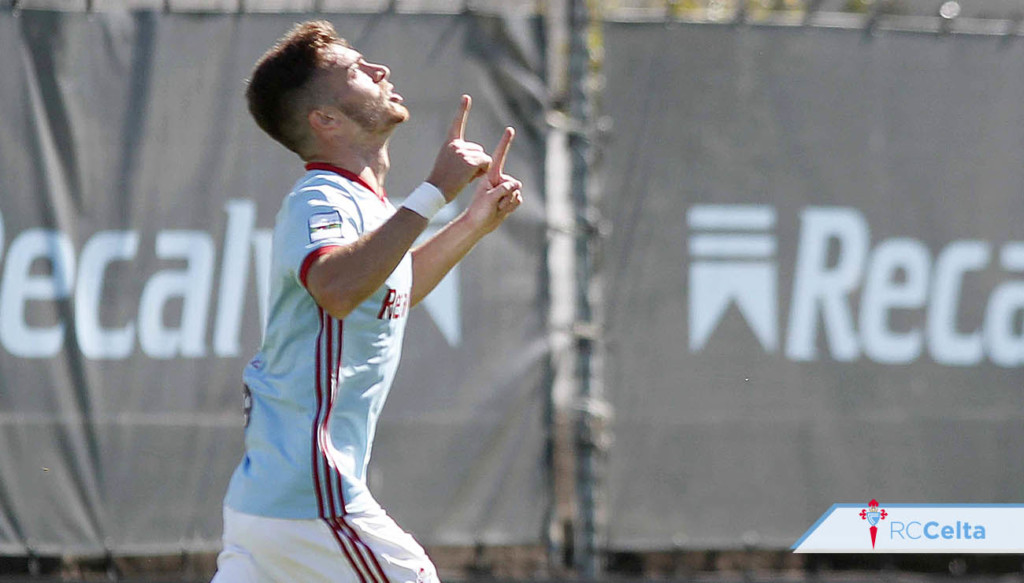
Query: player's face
[{"left": 323, "top": 44, "right": 409, "bottom": 133}]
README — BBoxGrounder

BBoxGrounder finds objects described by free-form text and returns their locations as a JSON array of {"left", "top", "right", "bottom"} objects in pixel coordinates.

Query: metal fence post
[{"left": 568, "top": 0, "right": 607, "bottom": 577}]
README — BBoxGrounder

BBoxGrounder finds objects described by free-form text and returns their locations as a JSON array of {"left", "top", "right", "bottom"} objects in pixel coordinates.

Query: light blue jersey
[{"left": 224, "top": 163, "right": 412, "bottom": 520}]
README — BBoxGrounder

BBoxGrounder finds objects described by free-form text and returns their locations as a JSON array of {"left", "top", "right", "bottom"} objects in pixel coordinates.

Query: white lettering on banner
[
  {"left": 786, "top": 207, "right": 868, "bottom": 362},
  {"left": 250, "top": 229, "right": 273, "bottom": 334},
  {"left": 0, "top": 199, "right": 464, "bottom": 360},
  {"left": 0, "top": 201, "right": 272, "bottom": 360},
  {"left": 0, "top": 229, "right": 76, "bottom": 358},
  {"left": 416, "top": 203, "right": 462, "bottom": 346},
  {"left": 987, "top": 243, "right": 1024, "bottom": 367},
  {"left": 689, "top": 205, "right": 1024, "bottom": 367},
  {"left": 214, "top": 200, "right": 256, "bottom": 357},
  {"left": 860, "top": 239, "right": 930, "bottom": 364},
  {"left": 927, "top": 241, "right": 989, "bottom": 366},
  {"left": 687, "top": 205, "right": 778, "bottom": 352},
  {"left": 75, "top": 231, "right": 139, "bottom": 359},
  {"left": 138, "top": 231, "right": 216, "bottom": 359}
]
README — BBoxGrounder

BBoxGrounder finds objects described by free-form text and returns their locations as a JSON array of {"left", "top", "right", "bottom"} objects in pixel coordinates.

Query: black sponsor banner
[
  {"left": 602, "top": 23, "right": 1024, "bottom": 549},
  {"left": 8, "top": 9, "right": 1022, "bottom": 557},
  {"left": 0, "top": 11, "right": 547, "bottom": 553}
]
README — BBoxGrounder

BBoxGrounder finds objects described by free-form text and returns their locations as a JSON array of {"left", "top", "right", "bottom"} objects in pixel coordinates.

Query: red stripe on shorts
[{"left": 335, "top": 516, "right": 390, "bottom": 583}]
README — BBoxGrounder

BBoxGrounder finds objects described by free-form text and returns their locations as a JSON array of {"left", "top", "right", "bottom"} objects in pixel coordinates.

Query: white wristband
[{"left": 401, "top": 182, "right": 447, "bottom": 220}]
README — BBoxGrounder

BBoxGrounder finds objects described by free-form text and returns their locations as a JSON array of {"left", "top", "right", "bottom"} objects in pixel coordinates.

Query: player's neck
[{"left": 309, "top": 138, "right": 391, "bottom": 195}]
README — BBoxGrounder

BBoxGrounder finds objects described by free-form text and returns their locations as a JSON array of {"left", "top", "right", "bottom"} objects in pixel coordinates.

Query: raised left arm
[{"left": 411, "top": 127, "right": 522, "bottom": 306}]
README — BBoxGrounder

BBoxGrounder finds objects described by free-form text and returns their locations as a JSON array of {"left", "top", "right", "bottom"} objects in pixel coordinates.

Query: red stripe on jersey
[
  {"left": 305, "top": 162, "right": 388, "bottom": 202},
  {"left": 311, "top": 312, "right": 387, "bottom": 583},
  {"left": 322, "top": 316, "right": 343, "bottom": 520},
  {"left": 311, "top": 309, "right": 328, "bottom": 518},
  {"left": 300, "top": 245, "right": 341, "bottom": 289}
]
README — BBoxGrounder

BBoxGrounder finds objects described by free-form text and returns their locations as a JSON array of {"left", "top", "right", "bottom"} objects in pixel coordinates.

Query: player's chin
[{"left": 389, "top": 103, "right": 410, "bottom": 123}]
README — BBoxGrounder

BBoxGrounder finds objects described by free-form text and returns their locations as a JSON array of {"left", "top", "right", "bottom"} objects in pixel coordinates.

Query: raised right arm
[{"left": 304, "top": 96, "right": 491, "bottom": 320}]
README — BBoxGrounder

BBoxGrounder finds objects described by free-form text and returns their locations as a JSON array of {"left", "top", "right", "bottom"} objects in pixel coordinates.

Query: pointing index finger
[
  {"left": 488, "top": 127, "right": 515, "bottom": 185},
  {"left": 448, "top": 94, "right": 471, "bottom": 141}
]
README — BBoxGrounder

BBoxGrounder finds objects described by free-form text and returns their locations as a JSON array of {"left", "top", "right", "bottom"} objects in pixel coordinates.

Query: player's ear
[{"left": 308, "top": 107, "right": 338, "bottom": 133}]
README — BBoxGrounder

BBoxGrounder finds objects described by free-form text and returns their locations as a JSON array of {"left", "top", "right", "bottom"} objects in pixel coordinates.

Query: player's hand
[
  {"left": 426, "top": 95, "right": 492, "bottom": 202},
  {"left": 463, "top": 127, "right": 523, "bottom": 234},
  {"left": 486, "top": 126, "right": 515, "bottom": 186}
]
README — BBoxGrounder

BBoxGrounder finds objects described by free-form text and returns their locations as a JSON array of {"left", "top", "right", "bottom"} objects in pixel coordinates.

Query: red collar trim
[{"left": 305, "top": 162, "right": 387, "bottom": 201}]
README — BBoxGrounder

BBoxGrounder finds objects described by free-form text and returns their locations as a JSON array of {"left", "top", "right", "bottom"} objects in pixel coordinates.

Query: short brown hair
[{"left": 245, "top": 20, "right": 348, "bottom": 155}]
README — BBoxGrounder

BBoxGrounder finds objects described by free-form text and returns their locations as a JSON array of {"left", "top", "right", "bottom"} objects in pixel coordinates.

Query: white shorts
[{"left": 211, "top": 506, "right": 439, "bottom": 583}]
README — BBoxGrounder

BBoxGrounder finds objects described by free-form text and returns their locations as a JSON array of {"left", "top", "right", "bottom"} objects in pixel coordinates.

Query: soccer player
[{"left": 211, "top": 20, "right": 523, "bottom": 583}]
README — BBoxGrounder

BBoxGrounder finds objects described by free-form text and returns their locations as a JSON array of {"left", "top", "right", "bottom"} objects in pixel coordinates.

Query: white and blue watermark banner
[{"left": 793, "top": 501, "right": 1024, "bottom": 553}]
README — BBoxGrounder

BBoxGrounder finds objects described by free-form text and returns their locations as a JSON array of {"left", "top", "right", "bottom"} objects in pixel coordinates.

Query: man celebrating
[{"left": 212, "top": 20, "right": 522, "bottom": 583}]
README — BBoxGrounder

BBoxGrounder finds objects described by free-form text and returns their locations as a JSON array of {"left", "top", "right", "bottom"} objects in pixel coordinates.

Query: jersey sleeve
[{"left": 277, "top": 184, "right": 363, "bottom": 288}]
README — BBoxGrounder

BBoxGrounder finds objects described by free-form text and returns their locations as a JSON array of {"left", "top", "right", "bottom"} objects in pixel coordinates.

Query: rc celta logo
[
  {"left": 860, "top": 499, "right": 887, "bottom": 549},
  {"left": 793, "top": 503, "right": 1024, "bottom": 553}
]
